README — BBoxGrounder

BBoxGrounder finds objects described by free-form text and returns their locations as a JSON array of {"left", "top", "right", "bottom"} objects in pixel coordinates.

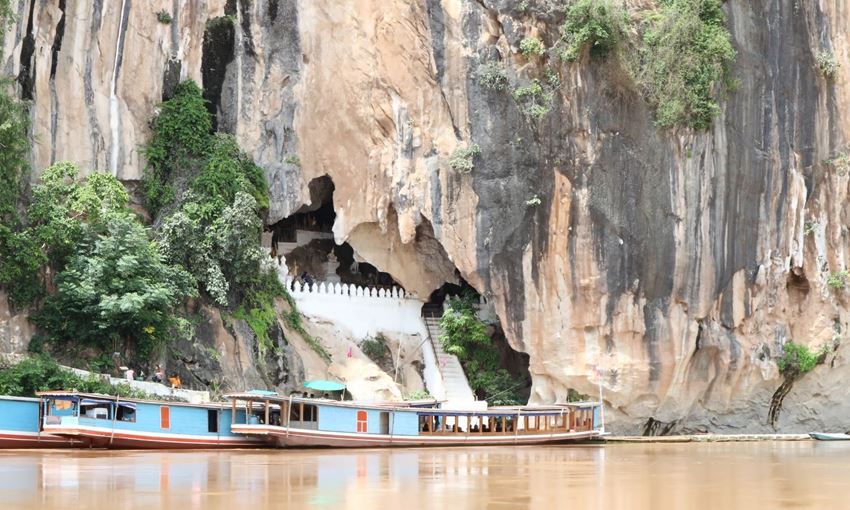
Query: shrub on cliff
[
  {"left": 630, "top": 0, "right": 736, "bottom": 129},
  {"left": 520, "top": 37, "right": 547, "bottom": 57},
  {"left": 141, "top": 80, "right": 212, "bottom": 216},
  {"left": 777, "top": 341, "right": 827, "bottom": 376},
  {"left": 449, "top": 144, "right": 481, "bottom": 173},
  {"left": 477, "top": 60, "right": 509, "bottom": 91},
  {"left": 559, "top": 0, "right": 628, "bottom": 62},
  {"left": 815, "top": 51, "right": 840, "bottom": 79}
]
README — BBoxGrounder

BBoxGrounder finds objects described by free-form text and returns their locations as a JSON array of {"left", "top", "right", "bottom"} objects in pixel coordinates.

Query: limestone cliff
[{"left": 2, "top": 0, "right": 849, "bottom": 433}]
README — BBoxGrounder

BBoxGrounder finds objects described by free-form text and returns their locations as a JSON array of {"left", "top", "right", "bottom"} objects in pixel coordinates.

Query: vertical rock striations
[{"left": 2, "top": 0, "right": 849, "bottom": 432}]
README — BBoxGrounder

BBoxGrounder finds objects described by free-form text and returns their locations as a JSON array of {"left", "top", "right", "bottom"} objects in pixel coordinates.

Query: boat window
[
  {"left": 303, "top": 404, "right": 318, "bottom": 422},
  {"left": 289, "top": 403, "right": 318, "bottom": 423},
  {"left": 208, "top": 409, "right": 219, "bottom": 433},
  {"left": 356, "top": 410, "right": 368, "bottom": 433},
  {"left": 160, "top": 406, "right": 170, "bottom": 429},
  {"left": 115, "top": 405, "right": 136, "bottom": 423},
  {"left": 81, "top": 404, "right": 111, "bottom": 420}
]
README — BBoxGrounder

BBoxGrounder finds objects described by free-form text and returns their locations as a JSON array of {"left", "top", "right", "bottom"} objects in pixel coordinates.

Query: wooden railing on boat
[{"left": 417, "top": 407, "right": 595, "bottom": 436}]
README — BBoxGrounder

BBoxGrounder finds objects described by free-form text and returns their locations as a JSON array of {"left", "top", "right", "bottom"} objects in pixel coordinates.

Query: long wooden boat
[
  {"left": 226, "top": 393, "right": 605, "bottom": 448},
  {"left": 37, "top": 391, "right": 268, "bottom": 449},
  {"left": 809, "top": 432, "right": 850, "bottom": 441},
  {"left": 0, "top": 396, "right": 80, "bottom": 448}
]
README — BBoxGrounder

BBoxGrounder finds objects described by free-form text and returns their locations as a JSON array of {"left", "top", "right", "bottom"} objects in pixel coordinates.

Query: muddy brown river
[{"left": 0, "top": 442, "right": 846, "bottom": 509}]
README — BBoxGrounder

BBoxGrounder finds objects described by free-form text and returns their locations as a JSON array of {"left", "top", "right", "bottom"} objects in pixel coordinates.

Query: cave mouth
[
  {"left": 422, "top": 277, "right": 478, "bottom": 316},
  {"left": 786, "top": 269, "right": 810, "bottom": 310},
  {"left": 268, "top": 175, "right": 402, "bottom": 289},
  {"left": 425, "top": 278, "right": 532, "bottom": 404}
]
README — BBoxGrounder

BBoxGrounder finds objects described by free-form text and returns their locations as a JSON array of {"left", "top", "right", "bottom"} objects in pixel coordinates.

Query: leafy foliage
[
  {"left": 449, "top": 144, "right": 481, "bottom": 173},
  {"left": 404, "top": 389, "right": 432, "bottom": 401},
  {"left": 512, "top": 79, "right": 553, "bottom": 119},
  {"left": 815, "top": 51, "right": 840, "bottom": 78},
  {"left": 232, "top": 270, "right": 286, "bottom": 354},
  {"left": 827, "top": 270, "right": 848, "bottom": 290},
  {"left": 477, "top": 60, "right": 509, "bottom": 91},
  {"left": 145, "top": 80, "right": 282, "bottom": 351},
  {"left": 0, "top": 76, "right": 34, "bottom": 307},
  {"left": 360, "top": 334, "right": 394, "bottom": 372},
  {"left": 519, "top": 36, "right": 546, "bottom": 57},
  {"left": 156, "top": 10, "right": 173, "bottom": 24},
  {"left": 440, "top": 295, "right": 524, "bottom": 405},
  {"left": 526, "top": 195, "right": 542, "bottom": 206},
  {"left": 35, "top": 214, "right": 196, "bottom": 358},
  {"left": 141, "top": 80, "right": 212, "bottom": 216},
  {"left": 777, "top": 341, "right": 826, "bottom": 376},
  {"left": 361, "top": 335, "right": 390, "bottom": 361},
  {"left": 826, "top": 151, "right": 850, "bottom": 174},
  {"left": 631, "top": 0, "right": 736, "bottom": 130},
  {"left": 1, "top": 163, "right": 129, "bottom": 307},
  {"left": 0, "top": 81, "right": 30, "bottom": 223},
  {"left": 560, "top": 0, "right": 627, "bottom": 62},
  {"left": 0, "top": 354, "right": 171, "bottom": 399}
]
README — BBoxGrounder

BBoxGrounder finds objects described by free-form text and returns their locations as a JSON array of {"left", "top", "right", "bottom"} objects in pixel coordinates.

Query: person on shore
[
  {"left": 168, "top": 373, "right": 182, "bottom": 389},
  {"left": 153, "top": 365, "right": 165, "bottom": 384}
]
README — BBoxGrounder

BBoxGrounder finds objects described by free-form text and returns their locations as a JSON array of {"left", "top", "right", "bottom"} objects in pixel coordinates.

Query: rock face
[{"left": 3, "top": 0, "right": 850, "bottom": 433}]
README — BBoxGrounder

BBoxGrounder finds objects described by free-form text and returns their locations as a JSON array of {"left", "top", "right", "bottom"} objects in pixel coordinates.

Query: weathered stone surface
[{"left": 4, "top": 0, "right": 850, "bottom": 432}]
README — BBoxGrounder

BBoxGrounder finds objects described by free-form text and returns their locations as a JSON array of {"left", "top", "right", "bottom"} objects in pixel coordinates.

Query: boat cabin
[
  {"left": 0, "top": 396, "right": 78, "bottom": 448},
  {"left": 37, "top": 391, "right": 267, "bottom": 449},
  {"left": 226, "top": 393, "right": 603, "bottom": 447}
]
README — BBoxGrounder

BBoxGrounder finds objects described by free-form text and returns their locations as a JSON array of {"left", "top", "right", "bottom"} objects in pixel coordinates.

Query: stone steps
[{"left": 423, "top": 314, "right": 475, "bottom": 403}]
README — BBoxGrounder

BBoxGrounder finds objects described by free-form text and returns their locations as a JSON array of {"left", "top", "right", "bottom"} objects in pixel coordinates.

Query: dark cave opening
[
  {"left": 268, "top": 175, "right": 401, "bottom": 289},
  {"left": 424, "top": 278, "right": 531, "bottom": 403}
]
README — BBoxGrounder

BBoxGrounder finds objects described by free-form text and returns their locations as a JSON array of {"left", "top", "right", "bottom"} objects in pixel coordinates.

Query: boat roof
[
  {"left": 0, "top": 395, "right": 40, "bottom": 402},
  {"left": 226, "top": 393, "right": 600, "bottom": 415},
  {"left": 35, "top": 391, "right": 227, "bottom": 409}
]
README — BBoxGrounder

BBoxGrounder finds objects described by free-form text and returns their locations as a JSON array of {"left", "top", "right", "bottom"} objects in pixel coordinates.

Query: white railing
[{"left": 285, "top": 276, "right": 412, "bottom": 301}]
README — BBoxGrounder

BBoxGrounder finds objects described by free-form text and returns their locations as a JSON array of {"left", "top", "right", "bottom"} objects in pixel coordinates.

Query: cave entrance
[
  {"left": 422, "top": 277, "right": 478, "bottom": 316},
  {"left": 269, "top": 175, "right": 402, "bottom": 289},
  {"left": 424, "top": 278, "right": 532, "bottom": 404}
]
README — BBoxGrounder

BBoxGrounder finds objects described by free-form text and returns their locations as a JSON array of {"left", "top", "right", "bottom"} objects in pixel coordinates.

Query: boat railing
[{"left": 416, "top": 407, "right": 597, "bottom": 436}]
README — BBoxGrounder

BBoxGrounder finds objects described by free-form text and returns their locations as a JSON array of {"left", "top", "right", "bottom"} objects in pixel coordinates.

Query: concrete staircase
[{"left": 423, "top": 310, "right": 476, "bottom": 404}]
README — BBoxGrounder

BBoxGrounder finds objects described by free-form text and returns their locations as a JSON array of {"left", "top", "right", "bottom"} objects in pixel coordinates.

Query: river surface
[{"left": 0, "top": 442, "right": 847, "bottom": 509}]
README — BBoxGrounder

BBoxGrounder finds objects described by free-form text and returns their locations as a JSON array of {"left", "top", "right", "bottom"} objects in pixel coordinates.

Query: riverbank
[{"left": 605, "top": 433, "right": 811, "bottom": 443}]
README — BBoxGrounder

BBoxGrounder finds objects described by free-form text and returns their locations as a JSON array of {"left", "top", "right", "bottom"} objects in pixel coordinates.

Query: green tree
[
  {"left": 141, "top": 80, "right": 213, "bottom": 216},
  {"left": 1, "top": 163, "right": 129, "bottom": 307},
  {"left": 440, "top": 295, "right": 525, "bottom": 405},
  {"left": 35, "top": 213, "right": 196, "bottom": 357}
]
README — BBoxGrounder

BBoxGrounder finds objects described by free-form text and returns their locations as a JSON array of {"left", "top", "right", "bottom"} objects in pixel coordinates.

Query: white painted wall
[
  {"left": 285, "top": 277, "right": 423, "bottom": 338},
  {"left": 280, "top": 273, "right": 448, "bottom": 401}
]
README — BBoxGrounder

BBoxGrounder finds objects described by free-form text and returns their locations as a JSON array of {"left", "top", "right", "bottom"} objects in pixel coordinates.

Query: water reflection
[{"left": 0, "top": 443, "right": 847, "bottom": 509}]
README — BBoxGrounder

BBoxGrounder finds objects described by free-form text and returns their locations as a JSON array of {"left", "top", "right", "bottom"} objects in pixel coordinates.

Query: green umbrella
[{"left": 304, "top": 380, "right": 346, "bottom": 392}]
